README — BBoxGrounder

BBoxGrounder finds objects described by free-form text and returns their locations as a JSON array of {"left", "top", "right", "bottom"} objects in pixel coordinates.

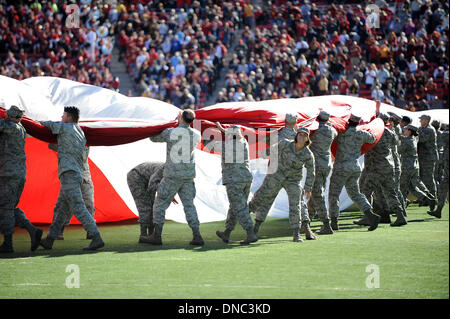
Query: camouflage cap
[
  {"left": 7, "top": 105, "right": 25, "bottom": 118},
  {"left": 225, "top": 125, "right": 242, "bottom": 136},
  {"left": 377, "top": 112, "right": 390, "bottom": 124},
  {"left": 431, "top": 119, "right": 440, "bottom": 128},
  {"left": 401, "top": 115, "right": 412, "bottom": 124},
  {"left": 419, "top": 114, "right": 431, "bottom": 121},
  {"left": 296, "top": 127, "right": 310, "bottom": 136},
  {"left": 318, "top": 110, "right": 330, "bottom": 121},
  {"left": 285, "top": 113, "right": 298, "bottom": 124},
  {"left": 405, "top": 124, "right": 418, "bottom": 133},
  {"left": 348, "top": 113, "right": 361, "bottom": 123},
  {"left": 387, "top": 111, "right": 402, "bottom": 122},
  {"left": 441, "top": 123, "right": 449, "bottom": 130}
]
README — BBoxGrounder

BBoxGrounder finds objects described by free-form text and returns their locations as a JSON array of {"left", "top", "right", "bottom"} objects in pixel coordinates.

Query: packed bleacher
[{"left": 0, "top": 0, "right": 448, "bottom": 111}]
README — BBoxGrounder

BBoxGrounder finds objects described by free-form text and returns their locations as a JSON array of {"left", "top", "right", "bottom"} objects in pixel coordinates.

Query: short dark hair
[
  {"left": 182, "top": 109, "right": 195, "bottom": 124},
  {"left": 64, "top": 106, "right": 80, "bottom": 123},
  {"left": 347, "top": 121, "right": 359, "bottom": 127},
  {"left": 295, "top": 132, "right": 311, "bottom": 146}
]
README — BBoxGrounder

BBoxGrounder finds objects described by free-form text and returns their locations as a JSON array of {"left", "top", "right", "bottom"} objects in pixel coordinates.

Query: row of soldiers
[
  {"left": 0, "top": 104, "right": 448, "bottom": 253},
  {"left": 127, "top": 104, "right": 448, "bottom": 246}
]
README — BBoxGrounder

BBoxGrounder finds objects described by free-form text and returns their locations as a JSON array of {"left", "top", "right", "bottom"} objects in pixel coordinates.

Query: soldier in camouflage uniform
[
  {"left": 400, "top": 115, "right": 412, "bottom": 132},
  {"left": 431, "top": 120, "right": 444, "bottom": 187},
  {"left": 203, "top": 123, "right": 257, "bottom": 245},
  {"left": 262, "top": 113, "right": 315, "bottom": 238},
  {"left": 428, "top": 123, "right": 449, "bottom": 219},
  {"left": 398, "top": 125, "right": 437, "bottom": 210},
  {"left": 39, "top": 106, "right": 104, "bottom": 251},
  {"left": 358, "top": 113, "right": 407, "bottom": 227},
  {"left": 418, "top": 114, "right": 438, "bottom": 202},
  {"left": 48, "top": 144, "right": 95, "bottom": 240},
  {"left": 127, "top": 162, "right": 177, "bottom": 243},
  {"left": 308, "top": 110, "right": 338, "bottom": 235},
  {"left": 143, "top": 110, "right": 204, "bottom": 246},
  {"left": 388, "top": 112, "right": 407, "bottom": 217},
  {"left": 0, "top": 105, "right": 43, "bottom": 253},
  {"left": 328, "top": 113, "right": 380, "bottom": 231},
  {"left": 249, "top": 127, "right": 315, "bottom": 242}
]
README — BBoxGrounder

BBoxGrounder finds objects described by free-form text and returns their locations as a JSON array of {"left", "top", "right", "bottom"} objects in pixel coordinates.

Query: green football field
[{"left": 0, "top": 202, "right": 448, "bottom": 299}]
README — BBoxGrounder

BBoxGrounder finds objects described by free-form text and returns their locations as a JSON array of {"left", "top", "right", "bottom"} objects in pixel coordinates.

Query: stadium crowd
[
  {"left": 217, "top": 0, "right": 449, "bottom": 112},
  {"left": 0, "top": 0, "right": 448, "bottom": 111}
]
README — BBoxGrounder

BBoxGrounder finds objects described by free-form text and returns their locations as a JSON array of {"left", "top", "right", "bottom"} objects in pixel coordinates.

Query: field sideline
[{"left": 0, "top": 203, "right": 448, "bottom": 299}]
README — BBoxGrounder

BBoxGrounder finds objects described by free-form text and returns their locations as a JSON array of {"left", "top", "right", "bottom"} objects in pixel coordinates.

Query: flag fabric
[{"left": 0, "top": 75, "right": 448, "bottom": 224}]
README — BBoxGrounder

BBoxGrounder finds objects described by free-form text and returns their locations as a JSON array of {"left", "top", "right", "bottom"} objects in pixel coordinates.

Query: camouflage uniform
[
  {"left": 328, "top": 123, "right": 376, "bottom": 223},
  {"left": 308, "top": 120, "right": 338, "bottom": 223},
  {"left": 0, "top": 107, "right": 42, "bottom": 252},
  {"left": 360, "top": 125, "right": 406, "bottom": 225},
  {"left": 264, "top": 120, "right": 311, "bottom": 223},
  {"left": 428, "top": 128, "right": 449, "bottom": 218},
  {"left": 433, "top": 123, "right": 444, "bottom": 186},
  {"left": 204, "top": 135, "right": 253, "bottom": 232},
  {"left": 40, "top": 121, "right": 100, "bottom": 240},
  {"left": 127, "top": 162, "right": 164, "bottom": 232},
  {"left": 418, "top": 119, "right": 438, "bottom": 199},
  {"left": 150, "top": 124, "right": 202, "bottom": 234},
  {"left": 249, "top": 139, "right": 315, "bottom": 230},
  {"left": 50, "top": 145, "right": 95, "bottom": 235},
  {"left": 0, "top": 117, "right": 27, "bottom": 237},
  {"left": 399, "top": 132, "right": 434, "bottom": 205}
]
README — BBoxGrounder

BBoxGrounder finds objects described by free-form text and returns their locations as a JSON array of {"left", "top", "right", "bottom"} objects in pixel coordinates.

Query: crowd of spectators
[
  {"left": 0, "top": 0, "right": 120, "bottom": 90},
  {"left": 217, "top": 0, "right": 449, "bottom": 111},
  {"left": 0, "top": 0, "right": 448, "bottom": 112},
  {"left": 115, "top": 0, "right": 249, "bottom": 109}
]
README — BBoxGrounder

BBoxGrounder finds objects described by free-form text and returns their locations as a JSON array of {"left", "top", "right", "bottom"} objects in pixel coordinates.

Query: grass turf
[{"left": 0, "top": 202, "right": 448, "bottom": 299}]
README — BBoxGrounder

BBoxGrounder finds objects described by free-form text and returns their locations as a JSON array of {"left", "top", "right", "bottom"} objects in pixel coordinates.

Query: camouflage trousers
[
  {"left": 127, "top": 169, "right": 155, "bottom": 226},
  {"left": 373, "top": 167, "right": 406, "bottom": 215},
  {"left": 52, "top": 177, "right": 95, "bottom": 232},
  {"left": 437, "top": 160, "right": 448, "bottom": 208},
  {"left": 435, "top": 153, "right": 444, "bottom": 186},
  {"left": 48, "top": 171, "right": 99, "bottom": 239},
  {"left": 400, "top": 168, "right": 432, "bottom": 205},
  {"left": 329, "top": 169, "right": 372, "bottom": 218},
  {"left": 307, "top": 166, "right": 331, "bottom": 222},
  {"left": 419, "top": 158, "right": 437, "bottom": 198},
  {"left": 153, "top": 177, "right": 200, "bottom": 229},
  {"left": 224, "top": 182, "right": 253, "bottom": 231},
  {"left": 249, "top": 173, "right": 307, "bottom": 229},
  {"left": 360, "top": 169, "right": 404, "bottom": 217},
  {"left": 0, "top": 176, "right": 34, "bottom": 235}
]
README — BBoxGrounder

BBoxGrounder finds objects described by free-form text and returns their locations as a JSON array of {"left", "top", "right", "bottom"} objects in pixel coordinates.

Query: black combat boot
[
  {"left": 40, "top": 235, "right": 55, "bottom": 250},
  {"left": 138, "top": 224, "right": 148, "bottom": 243},
  {"left": 316, "top": 220, "right": 334, "bottom": 235},
  {"left": 0, "top": 234, "right": 13, "bottom": 253},
  {"left": 216, "top": 228, "right": 232, "bottom": 243},
  {"left": 140, "top": 223, "right": 163, "bottom": 245},
  {"left": 293, "top": 227, "right": 303, "bottom": 242},
  {"left": 427, "top": 204, "right": 443, "bottom": 219},
  {"left": 240, "top": 227, "right": 258, "bottom": 245},
  {"left": 353, "top": 215, "right": 370, "bottom": 226},
  {"left": 303, "top": 221, "right": 317, "bottom": 240},
  {"left": 83, "top": 233, "right": 105, "bottom": 251},
  {"left": 190, "top": 227, "right": 204, "bottom": 246},
  {"left": 21, "top": 220, "right": 43, "bottom": 251},
  {"left": 331, "top": 217, "right": 339, "bottom": 230},
  {"left": 364, "top": 209, "right": 380, "bottom": 231},
  {"left": 390, "top": 210, "right": 407, "bottom": 227}
]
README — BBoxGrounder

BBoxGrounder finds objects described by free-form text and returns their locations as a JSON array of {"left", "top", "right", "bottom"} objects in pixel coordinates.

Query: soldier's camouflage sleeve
[
  {"left": 303, "top": 149, "right": 315, "bottom": 193},
  {"left": 150, "top": 128, "right": 171, "bottom": 143},
  {"left": 40, "top": 121, "right": 63, "bottom": 134},
  {"left": 147, "top": 164, "right": 164, "bottom": 192}
]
